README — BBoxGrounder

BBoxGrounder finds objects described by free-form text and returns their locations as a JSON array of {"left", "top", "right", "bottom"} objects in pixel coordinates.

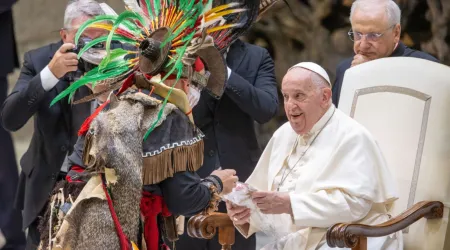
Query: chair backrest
[{"left": 337, "top": 57, "right": 450, "bottom": 250}]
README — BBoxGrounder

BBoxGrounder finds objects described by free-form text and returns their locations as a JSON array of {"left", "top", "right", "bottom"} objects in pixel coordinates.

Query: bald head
[{"left": 281, "top": 67, "right": 332, "bottom": 135}]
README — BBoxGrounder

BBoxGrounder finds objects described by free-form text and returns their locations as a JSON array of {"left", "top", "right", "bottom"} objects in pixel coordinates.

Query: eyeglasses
[{"left": 348, "top": 25, "right": 395, "bottom": 42}]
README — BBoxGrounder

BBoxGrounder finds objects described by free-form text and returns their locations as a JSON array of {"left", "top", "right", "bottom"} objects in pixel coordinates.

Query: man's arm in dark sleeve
[
  {"left": 159, "top": 171, "right": 211, "bottom": 217},
  {"left": 225, "top": 49, "right": 278, "bottom": 124},
  {"left": 1, "top": 51, "right": 48, "bottom": 131},
  {"left": 67, "top": 135, "right": 86, "bottom": 169},
  {"left": 331, "top": 74, "right": 341, "bottom": 107}
]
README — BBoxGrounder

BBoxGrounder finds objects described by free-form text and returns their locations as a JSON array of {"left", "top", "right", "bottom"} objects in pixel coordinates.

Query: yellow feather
[
  {"left": 131, "top": 241, "right": 139, "bottom": 250},
  {"left": 205, "top": 3, "right": 241, "bottom": 16},
  {"left": 90, "top": 23, "right": 113, "bottom": 31},
  {"left": 170, "top": 11, "right": 184, "bottom": 28},
  {"left": 207, "top": 23, "right": 240, "bottom": 34},
  {"left": 143, "top": 26, "right": 150, "bottom": 36},
  {"left": 206, "top": 8, "right": 247, "bottom": 21}
]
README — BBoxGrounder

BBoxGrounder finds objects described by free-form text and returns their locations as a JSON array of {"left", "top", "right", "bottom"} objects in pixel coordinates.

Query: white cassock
[{"left": 236, "top": 105, "right": 403, "bottom": 250}]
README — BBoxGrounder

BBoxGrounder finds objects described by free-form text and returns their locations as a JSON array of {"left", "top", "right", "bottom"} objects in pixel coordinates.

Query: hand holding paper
[
  {"left": 226, "top": 201, "right": 250, "bottom": 225},
  {"left": 252, "top": 191, "right": 292, "bottom": 215}
]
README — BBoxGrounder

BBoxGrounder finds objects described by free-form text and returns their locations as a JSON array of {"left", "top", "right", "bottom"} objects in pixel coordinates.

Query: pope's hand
[
  {"left": 226, "top": 201, "right": 250, "bottom": 225},
  {"left": 251, "top": 191, "right": 292, "bottom": 215},
  {"left": 351, "top": 54, "right": 370, "bottom": 67}
]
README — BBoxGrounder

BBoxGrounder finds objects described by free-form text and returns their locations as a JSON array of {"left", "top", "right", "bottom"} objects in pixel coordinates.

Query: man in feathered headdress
[{"left": 36, "top": 1, "right": 261, "bottom": 249}]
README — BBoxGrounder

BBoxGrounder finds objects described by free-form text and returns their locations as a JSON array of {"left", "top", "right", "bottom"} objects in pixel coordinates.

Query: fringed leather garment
[{"left": 38, "top": 89, "right": 204, "bottom": 250}]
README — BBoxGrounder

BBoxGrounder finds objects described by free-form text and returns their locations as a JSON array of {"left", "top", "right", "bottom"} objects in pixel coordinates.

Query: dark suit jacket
[
  {"left": 1, "top": 40, "right": 91, "bottom": 229},
  {"left": 0, "top": 0, "right": 17, "bottom": 13},
  {"left": 332, "top": 42, "right": 439, "bottom": 107},
  {"left": 194, "top": 39, "right": 278, "bottom": 182},
  {"left": 0, "top": 0, "right": 19, "bottom": 76}
]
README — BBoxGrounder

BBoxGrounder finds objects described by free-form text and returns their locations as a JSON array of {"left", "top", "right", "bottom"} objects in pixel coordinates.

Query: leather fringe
[{"left": 142, "top": 140, "right": 204, "bottom": 185}]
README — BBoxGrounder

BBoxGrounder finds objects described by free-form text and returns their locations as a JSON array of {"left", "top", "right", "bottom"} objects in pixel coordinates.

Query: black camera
[{"left": 62, "top": 38, "right": 101, "bottom": 82}]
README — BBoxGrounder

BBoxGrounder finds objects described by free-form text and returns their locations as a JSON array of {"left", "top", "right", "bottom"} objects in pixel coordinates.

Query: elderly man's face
[
  {"left": 60, "top": 16, "right": 108, "bottom": 44},
  {"left": 351, "top": 8, "right": 401, "bottom": 60},
  {"left": 281, "top": 68, "right": 331, "bottom": 135}
]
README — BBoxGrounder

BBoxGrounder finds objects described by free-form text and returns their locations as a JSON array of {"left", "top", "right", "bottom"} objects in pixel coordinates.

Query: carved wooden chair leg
[
  {"left": 187, "top": 212, "right": 235, "bottom": 250},
  {"left": 218, "top": 225, "right": 235, "bottom": 250},
  {"left": 352, "top": 236, "right": 367, "bottom": 250}
]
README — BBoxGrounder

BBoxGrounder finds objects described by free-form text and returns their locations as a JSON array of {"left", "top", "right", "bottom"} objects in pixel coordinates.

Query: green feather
[
  {"left": 98, "top": 48, "right": 129, "bottom": 71},
  {"left": 49, "top": 63, "right": 130, "bottom": 107},
  {"left": 74, "top": 15, "right": 117, "bottom": 46},
  {"left": 144, "top": 32, "right": 195, "bottom": 140},
  {"left": 103, "top": 11, "right": 146, "bottom": 70},
  {"left": 121, "top": 19, "right": 143, "bottom": 34},
  {"left": 92, "top": 64, "right": 130, "bottom": 88},
  {"left": 77, "top": 35, "right": 136, "bottom": 60},
  {"left": 154, "top": 0, "right": 161, "bottom": 18},
  {"left": 145, "top": 0, "right": 154, "bottom": 20},
  {"left": 143, "top": 79, "right": 177, "bottom": 140},
  {"left": 161, "top": 8, "right": 199, "bottom": 47},
  {"left": 66, "top": 65, "right": 130, "bottom": 103},
  {"left": 186, "top": 0, "right": 196, "bottom": 12},
  {"left": 50, "top": 67, "right": 99, "bottom": 106},
  {"left": 99, "top": 59, "right": 131, "bottom": 73}
]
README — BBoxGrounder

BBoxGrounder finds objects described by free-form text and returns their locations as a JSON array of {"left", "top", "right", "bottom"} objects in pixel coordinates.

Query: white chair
[{"left": 326, "top": 57, "right": 450, "bottom": 250}]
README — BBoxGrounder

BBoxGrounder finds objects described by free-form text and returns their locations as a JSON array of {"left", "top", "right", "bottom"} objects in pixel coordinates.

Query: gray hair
[
  {"left": 64, "top": 0, "right": 105, "bottom": 29},
  {"left": 310, "top": 72, "right": 332, "bottom": 105},
  {"left": 350, "top": 0, "right": 401, "bottom": 27},
  {"left": 310, "top": 73, "right": 329, "bottom": 89}
]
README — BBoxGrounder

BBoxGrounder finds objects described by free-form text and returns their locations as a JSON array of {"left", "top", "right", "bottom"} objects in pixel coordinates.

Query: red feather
[
  {"left": 117, "top": 73, "right": 136, "bottom": 96},
  {"left": 115, "top": 28, "right": 136, "bottom": 39},
  {"left": 140, "top": 0, "right": 149, "bottom": 17},
  {"left": 78, "top": 100, "right": 110, "bottom": 136}
]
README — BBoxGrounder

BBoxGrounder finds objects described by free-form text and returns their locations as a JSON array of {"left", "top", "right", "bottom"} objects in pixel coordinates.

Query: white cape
[{"left": 237, "top": 107, "right": 402, "bottom": 250}]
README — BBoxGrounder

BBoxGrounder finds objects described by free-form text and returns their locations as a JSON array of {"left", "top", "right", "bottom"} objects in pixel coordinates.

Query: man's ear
[
  {"left": 393, "top": 23, "right": 401, "bottom": 44},
  {"left": 60, "top": 29, "right": 68, "bottom": 43},
  {"left": 322, "top": 88, "right": 332, "bottom": 106}
]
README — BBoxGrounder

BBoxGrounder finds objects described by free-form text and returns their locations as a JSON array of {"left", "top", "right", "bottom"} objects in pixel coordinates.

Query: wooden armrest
[
  {"left": 326, "top": 201, "right": 444, "bottom": 248},
  {"left": 187, "top": 212, "right": 235, "bottom": 250}
]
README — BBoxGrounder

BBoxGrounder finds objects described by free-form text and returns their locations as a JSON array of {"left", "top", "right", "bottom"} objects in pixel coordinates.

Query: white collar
[{"left": 299, "top": 104, "right": 335, "bottom": 145}]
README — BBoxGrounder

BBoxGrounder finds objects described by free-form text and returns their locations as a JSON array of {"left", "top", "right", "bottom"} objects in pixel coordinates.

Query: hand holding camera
[{"left": 48, "top": 43, "right": 79, "bottom": 79}]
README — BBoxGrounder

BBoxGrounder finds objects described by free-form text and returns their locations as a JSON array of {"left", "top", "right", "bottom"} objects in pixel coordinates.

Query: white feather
[
  {"left": 99, "top": 2, "right": 143, "bottom": 37},
  {"left": 123, "top": 0, "right": 145, "bottom": 15},
  {"left": 100, "top": 3, "right": 118, "bottom": 16},
  {"left": 203, "top": 16, "right": 226, "bottom": 28},
  {"left": 122, "top": 0, "right": 150, "bottom": 27}
]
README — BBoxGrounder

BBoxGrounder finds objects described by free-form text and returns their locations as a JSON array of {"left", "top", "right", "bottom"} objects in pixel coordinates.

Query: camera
[{"left": 62, "top": 38, "right": 101, "bottom": 82}]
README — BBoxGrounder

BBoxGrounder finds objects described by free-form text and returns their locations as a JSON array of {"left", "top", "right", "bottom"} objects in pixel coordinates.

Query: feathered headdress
[
  {"left": 50, "top": 0, "right": 259, "bottom": 139},
  {"left": 51, "top": 0, "right": 259, "bottom": 104}
]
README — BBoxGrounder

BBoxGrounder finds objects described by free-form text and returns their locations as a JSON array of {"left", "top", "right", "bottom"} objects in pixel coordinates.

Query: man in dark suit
[
  {"left": 0, "top": 1, "right": 26, "bottom": 249},
  {"left": 1, "top": 1, "right": 106, "bottom": 249},
  {"left": 176, "top": 38, "right": 279, "bottom": 249},
  {"left": 332, "top": 0, "right": 438, "bottom": 107}
]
